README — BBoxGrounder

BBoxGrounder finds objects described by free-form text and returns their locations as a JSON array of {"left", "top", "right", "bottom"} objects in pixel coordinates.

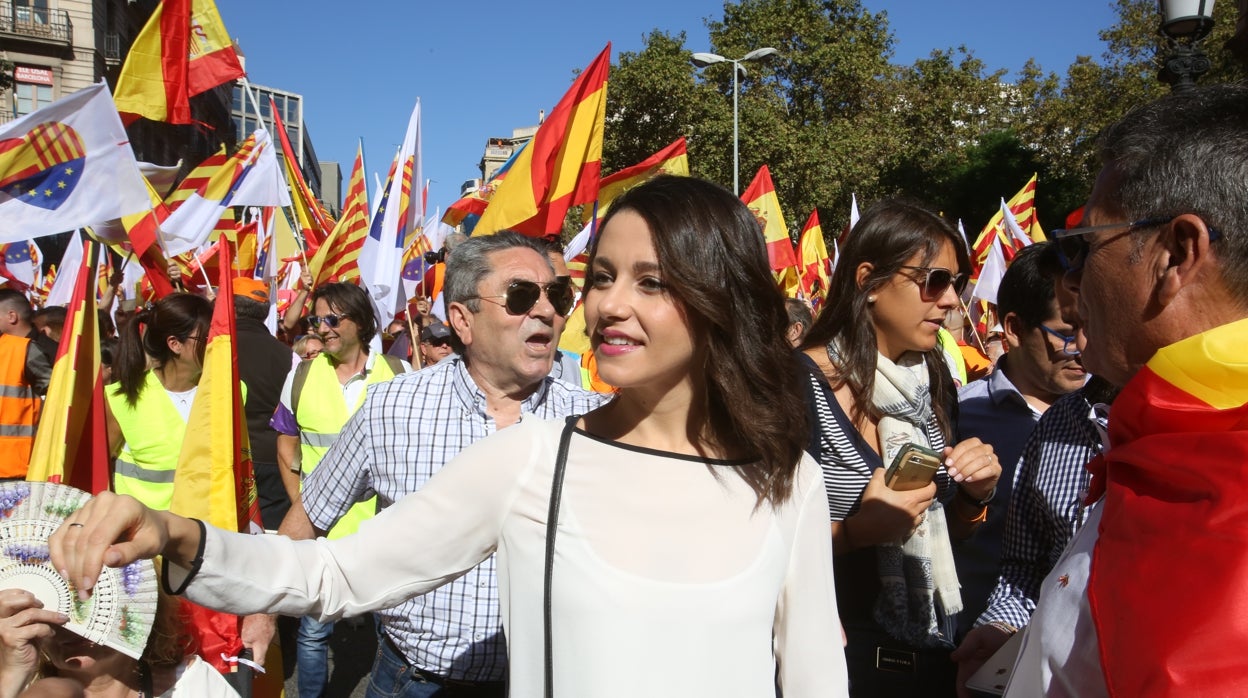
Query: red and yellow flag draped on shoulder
[
  {"left": 113, "top": 0, "right": 244, "bottom": 125},
  {"left": 1084, "top": 317, "right": 1248, "bottom": 696},
  {"left": 167, "top": 244, "right": 262, "bottom": 676},
  {"left": 27, "top": 240, "right": 109, "bottom": 493},
  {"left": 473, "top": 44, "right": 610, "bottom": 237}
]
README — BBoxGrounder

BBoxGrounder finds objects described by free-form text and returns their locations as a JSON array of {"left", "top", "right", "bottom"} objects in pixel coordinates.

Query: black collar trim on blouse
[{"left": 572, "top": 426, "right": 755, "bottom": 466}]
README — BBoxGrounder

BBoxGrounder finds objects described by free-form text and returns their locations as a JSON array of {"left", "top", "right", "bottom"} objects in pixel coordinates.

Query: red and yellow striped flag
[
  {"left": 1085, "top": 318, "right": 1248, "bottom": 696},
  {"left": 584, "top": 137, "right": 689, "bottom": 223},
  {"left": 27, "top": 240, "right": 109, "bottom": 494},
  {"left": 271, "top": 97, "right": 328, "bottom": 254},
  {"left": 970, "top": 174, "right": 1045, "bottom": 276},
  {"left": 798, "top": 209, "right": 831, "bottom": 304},
  {"left": 474, "top": 44, "right": 610, "bottom": 237},
  {"left": 113, "top": 0, "right": 244, "bottom": 125},
  {"left": 308, "top": 143, "right": 369, "bottom": 285},
  {"left": 168, "top": 242, "right": 262, "bottom": 675},
  {"left": 741, "top": 165, "right": 798, "bottom": 272}
]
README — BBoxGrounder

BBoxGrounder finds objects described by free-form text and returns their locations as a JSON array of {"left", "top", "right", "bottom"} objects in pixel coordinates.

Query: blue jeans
[
  {"left": 295, "top": 616, "right": 334, "bottom": 698},
  {"left": 365, "top": 632, "right": 506, "bottom": 698}
]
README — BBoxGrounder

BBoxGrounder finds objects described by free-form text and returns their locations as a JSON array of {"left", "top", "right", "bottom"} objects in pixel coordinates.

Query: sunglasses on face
[
  {"left": 898, "top": 266, "right": 969, "bottom": 301},
  {"left": 307, "top": 313, "right": 347, "bottom": 329},
  {"left": 466, "top": 279, "right": 575, "bottom": 317},
  {"left": 1052, "top": 215, "right": 1222, "bottom": 272},
  {"left": 423, "top": 338, "right": 449, "bottom": 348}
]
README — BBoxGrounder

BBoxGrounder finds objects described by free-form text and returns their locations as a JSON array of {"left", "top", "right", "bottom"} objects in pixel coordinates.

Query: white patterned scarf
[{"left": 870, "top": 350, "right": 962, "bottom": 648}]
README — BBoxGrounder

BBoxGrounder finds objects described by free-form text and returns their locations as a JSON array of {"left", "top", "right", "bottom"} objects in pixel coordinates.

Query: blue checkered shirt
[
  {"left": 301, "top": 356, "right": 610, "bottom": 681},
  {"left": 976, "top": 385, "right": 1108, "bottom": 630}
]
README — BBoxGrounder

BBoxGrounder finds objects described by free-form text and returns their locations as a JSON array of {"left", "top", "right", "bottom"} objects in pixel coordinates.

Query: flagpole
[{"left": 958, "top": 296, "right": 989, "bottom": 356}]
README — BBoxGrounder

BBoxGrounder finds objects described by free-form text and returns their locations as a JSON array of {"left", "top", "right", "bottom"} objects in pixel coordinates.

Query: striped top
[{"left": 799, "top": 354, "right": 952, "bottom": 521}]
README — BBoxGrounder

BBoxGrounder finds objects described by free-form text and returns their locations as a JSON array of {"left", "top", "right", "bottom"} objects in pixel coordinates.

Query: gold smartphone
[{"left": 884, "top": 443, "right": 943, "bottom": 491}]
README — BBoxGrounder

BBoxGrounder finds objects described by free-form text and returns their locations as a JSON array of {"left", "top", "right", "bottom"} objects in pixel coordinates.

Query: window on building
[
  {"left": 14, "top": 0, "right": 50, "bottom": 24},
  {"left": 15, "top": 81, "right": 53, "bottom": 117}
]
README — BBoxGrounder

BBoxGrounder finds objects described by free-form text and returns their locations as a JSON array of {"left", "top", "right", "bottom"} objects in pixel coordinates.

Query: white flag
[{"left": 0, "top": 82, "right": 149, "bottom": 242}]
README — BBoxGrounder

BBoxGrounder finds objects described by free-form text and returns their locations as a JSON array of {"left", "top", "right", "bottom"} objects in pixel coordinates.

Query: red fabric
[
  {"left": 158, "top": 0, "right": 193, "bottom": 126},
  {"left": 1088, "top": 365, "right": 1248, "bottom": 696}
]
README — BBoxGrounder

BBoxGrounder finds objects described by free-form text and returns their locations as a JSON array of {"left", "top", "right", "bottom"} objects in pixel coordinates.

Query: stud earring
[{"left": 867, "top": 295, "right": 877, "bottom": 303}]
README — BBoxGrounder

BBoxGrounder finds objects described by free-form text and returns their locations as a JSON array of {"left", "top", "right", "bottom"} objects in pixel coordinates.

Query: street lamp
[
  {"left": 691, "top": 47, "right": 780, "bottom": 195},
  {"left": 1157, "top": 0, "right": 1217, "bottom": 91}
]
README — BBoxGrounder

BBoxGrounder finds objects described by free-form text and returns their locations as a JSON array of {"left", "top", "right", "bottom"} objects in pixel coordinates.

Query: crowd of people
[{"left": 0, "top": 82, "right": 1243, "bottom": 697}]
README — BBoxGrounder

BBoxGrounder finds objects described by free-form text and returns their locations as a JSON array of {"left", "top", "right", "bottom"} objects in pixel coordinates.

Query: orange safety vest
[{"left": 0, "top": 334, "right": 40, "bottom": 478}]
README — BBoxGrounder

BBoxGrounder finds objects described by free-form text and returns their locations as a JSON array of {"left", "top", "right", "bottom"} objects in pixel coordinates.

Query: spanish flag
[
  {"left": 741, "top": 165, "right": 798, "bottom": 272},
  {"left": 169, "top": 242, "right": 263, "bottom": 676},
  {"left": 1086, "top": 317, "right": 1248, "bottom": 696},
  {"left": 271, "top": 97, "right": 328, "bottom": 253},
  {"left": 584, "top": 137, "right": 689, "bottom": 223},
  {"left": 474, "top": 44, "right": 610, "bottom": 237},
  {"left": 27, "top": 240, "right": 108, "bottom": 494},
  {"left": 113, "top": 0, "right": 244, "bottom": 125},
  {"left": 798, "top": 209, "right": 831, "bottom": 303}
]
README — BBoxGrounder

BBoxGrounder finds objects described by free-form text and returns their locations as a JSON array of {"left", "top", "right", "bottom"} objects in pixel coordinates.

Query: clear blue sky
[{"left": 212, "top": 0, "right": 1120, "bottom": 214}]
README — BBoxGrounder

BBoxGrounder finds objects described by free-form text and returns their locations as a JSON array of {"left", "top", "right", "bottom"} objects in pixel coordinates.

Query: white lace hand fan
[{"left": 0, "top": 481, "right": 157, "bottom": 659}]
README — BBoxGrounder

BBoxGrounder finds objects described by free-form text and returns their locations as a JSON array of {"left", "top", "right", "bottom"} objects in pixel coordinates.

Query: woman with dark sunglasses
[
  {"left": 796, "top": 200, "right": 1000, "bottom": 697},
  {"left": 50, "top": 176, "right": 849, "bottom": 697}
]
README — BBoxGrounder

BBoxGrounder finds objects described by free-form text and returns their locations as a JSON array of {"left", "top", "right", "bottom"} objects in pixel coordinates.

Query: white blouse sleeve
[
  {"left": 170, "top": 417, "right": 545, "bottom": 620},
  {"left": 774, "top": 454, "right": 850, "bottom": 697}
]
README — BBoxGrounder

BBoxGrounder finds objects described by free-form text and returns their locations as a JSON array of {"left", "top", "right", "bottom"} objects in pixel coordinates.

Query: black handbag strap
[{"left": 544, "top": 415, "right": 579, "bottom": 698}]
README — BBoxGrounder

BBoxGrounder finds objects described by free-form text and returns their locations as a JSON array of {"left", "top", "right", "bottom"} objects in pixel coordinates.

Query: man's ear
[
  {"left": 1156, "top": 213, "right": 1215, "bottom": 307},
  {"left": 447, "top": 302, "right": 473, "bottom": 347},
  {"left": 1001, "top": 312, "right": 1026, "bottom": 352}
]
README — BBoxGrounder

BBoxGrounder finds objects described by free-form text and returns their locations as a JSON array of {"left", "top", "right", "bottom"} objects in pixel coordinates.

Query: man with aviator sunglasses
[
  {"left": 1003, "top": 84, "right": 1248, "bottom": 697},
  {"left": 278, "top": 232, "right": 608, "bottom": 698}
]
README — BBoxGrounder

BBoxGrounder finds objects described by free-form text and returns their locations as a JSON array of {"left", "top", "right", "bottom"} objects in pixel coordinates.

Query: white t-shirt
[{"left": 173, "top": 416, "right": 849, "bottom": 698}]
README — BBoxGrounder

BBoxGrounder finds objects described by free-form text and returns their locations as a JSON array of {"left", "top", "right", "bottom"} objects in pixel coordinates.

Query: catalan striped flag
[
  {"left": 162, "top": 130, "right": 288, "bottom": 257},
  {"left": 473, "top": 44, "right": 610, "bottom": 237},
  {"left": 741, "top": 165, "right": 798, "bottom": 272},
  {"left": 970, "top": 174, "right": 1044, "bottom": 277},
  {"left": 1085, "top": 317, "right": 1248, "bottom": 696},
  {"left": 169, "top": 240, "right": 262, "bottom": 676},
  {"left": 113, "top": 0, "right": 244, "bottom": 125},
  {"left": 27, "top": 240, "right": 109, "bottom": 494},
  {"left": 585, "top": 137, "right": 689, "bottom": 223},
  {"left": 798, "top": 210, "right": 831, "bottom": 304},
  {"left": 308, "top": 143, "right": 369, "bottom": 285}
]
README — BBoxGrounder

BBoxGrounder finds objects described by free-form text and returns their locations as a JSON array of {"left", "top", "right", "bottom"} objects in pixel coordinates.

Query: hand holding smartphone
[{"left": 884, "top": 443, "right": 942, "bottom": 491}]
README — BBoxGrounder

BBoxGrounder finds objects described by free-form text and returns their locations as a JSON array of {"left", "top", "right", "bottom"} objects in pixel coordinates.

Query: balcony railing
[
  {"left": 0, "top": 1, "right": 72, "bottom": 45},
  {"left": 0, "top": 109, "right": 14, "bottom": 126},
  {"left": 104, "top": 32, "right": 121, "bottom": 63}
]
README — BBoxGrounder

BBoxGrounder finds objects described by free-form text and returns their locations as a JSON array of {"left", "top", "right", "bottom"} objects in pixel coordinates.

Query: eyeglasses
[
  {"left": 307, "top": 313, "right": 347, "bottom": 329},
  {"left": 1039, "top": 324, "right": 1080, "bottom": 356},
  {"left": 423, "top": 338, "right": 449, "bottom": 348},
  {"left": 465, "top": 279, "right": 575, "bottom": 317},
  {"left": 1053, "top": 216, "right": 1222, "bottom": 272},
  {"left": 898, "top": 266, "right": 969, "bottom": 302}
]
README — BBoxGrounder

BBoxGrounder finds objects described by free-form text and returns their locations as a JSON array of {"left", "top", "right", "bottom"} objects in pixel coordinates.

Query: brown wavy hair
[{"left": 588, "top": 175, "right": 809, "bottom": 506}]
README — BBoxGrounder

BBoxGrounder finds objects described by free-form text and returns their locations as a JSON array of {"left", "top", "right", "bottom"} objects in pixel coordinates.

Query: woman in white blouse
[{"left": 51, "top": 175, "right": 849, "bottom": 698}]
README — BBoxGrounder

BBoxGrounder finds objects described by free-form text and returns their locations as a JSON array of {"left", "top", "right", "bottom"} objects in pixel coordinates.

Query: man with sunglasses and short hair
[
  {"left": 417, "top": 320, "right": 453, "bottom": 368},
  {"left": 278, "top": 232, "right": 609, "bottom": 698},
  {"left": 270, "top": 281, "right": 411, "bottom": 698},
  {"left": 1001, "top": 84, "right": 1248, "bottom": 696}
]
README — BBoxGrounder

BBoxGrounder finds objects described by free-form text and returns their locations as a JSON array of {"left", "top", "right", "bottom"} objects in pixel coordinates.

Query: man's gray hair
[
  {"left": 443, "top": 231, "right": 553, "bottom": 352},
  {"left": 1099, "top": 82, "right": 1248, "bottom": 304},
  {"left": 233, "top": 296, "right": 269, "bottom": 322}
]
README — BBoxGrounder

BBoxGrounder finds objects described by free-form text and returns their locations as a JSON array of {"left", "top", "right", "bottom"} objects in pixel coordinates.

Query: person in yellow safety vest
[
  {"left": 104, "top": 293, "right": 212, "bottom": 511},
  {"left": 269, "top": 281, "right": 410, "bottom": 698}
]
